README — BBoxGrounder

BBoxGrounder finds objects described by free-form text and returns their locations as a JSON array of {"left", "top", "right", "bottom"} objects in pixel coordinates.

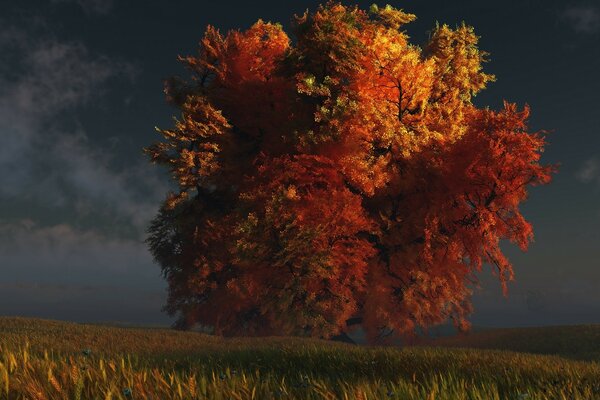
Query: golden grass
[{"left": 0, "top": 317, "right": 599, "bottom": 399}]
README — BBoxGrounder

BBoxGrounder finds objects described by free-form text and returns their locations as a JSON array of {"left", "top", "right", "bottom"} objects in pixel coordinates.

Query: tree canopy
[{"left": 145, "top": 2, "right": 555, "bottom": 344}]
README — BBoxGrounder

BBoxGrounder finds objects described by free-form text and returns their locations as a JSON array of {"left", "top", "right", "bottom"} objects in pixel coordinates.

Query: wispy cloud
[
  {"left": 563, "top": 5, "right": 600, "bottom": 34},
  {"left": 51, "top": 0, "right": 114, "bottom": 15},
  {"left": 10, "top": 42, "right": 126, "bottom": 116},
  {"left": 0, "top": 11, "right": 168, "bottom": 324},
  {"left": 0, "top": 19, "right": 165, "bottom": 237},
  {"left": 0, "top": 220, "right": 156, "bottom": 281},
  {"left": 19, "top": 130, "right": 168, "bottom": 233},
  {"left": 576, "top": 158, "right": 600, "bottom": 184}
]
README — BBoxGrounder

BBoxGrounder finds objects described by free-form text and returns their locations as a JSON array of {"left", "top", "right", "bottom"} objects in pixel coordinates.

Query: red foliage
[{"left": 145, "top": 2, "right": 555, "bottom": 343}]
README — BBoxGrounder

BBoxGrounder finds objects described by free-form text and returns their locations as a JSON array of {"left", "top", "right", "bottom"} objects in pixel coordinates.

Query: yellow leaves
[
  {"left": 426, "top": 22, "right": 496, "bottom": 106},
  {"left": 145, "top": 95, "right": 231, "bottom": 203},
  {"left": 370, "top": 4, "right": 417, "bottom": 30},
  {"left": 296, "top": 73, "right": 332, "bottom": 97},
  {"left": 196, "top": 25, "right": 227, "bottom": 81},
  {"left": 293, "top": 3, "right": 369, "bottom": 78},
  {"left": 304, "top": 74, "right": 315, "bottom": 87}
]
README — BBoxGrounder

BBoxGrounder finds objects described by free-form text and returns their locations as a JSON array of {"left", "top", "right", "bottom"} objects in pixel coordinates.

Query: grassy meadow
[
  {"left": 0, "top": 317, "right": 599, "bottom": 399},
  {"left": 416, "top": 324, "right": 600, "bottom": 363}
]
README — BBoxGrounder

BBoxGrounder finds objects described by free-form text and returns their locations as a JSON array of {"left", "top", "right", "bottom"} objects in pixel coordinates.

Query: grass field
[
  {"left": 0, "top": 317, "right": 599, "bottom": 399},
  {"left": 416, "top": 324, "right": 600, "bottom": 363}
]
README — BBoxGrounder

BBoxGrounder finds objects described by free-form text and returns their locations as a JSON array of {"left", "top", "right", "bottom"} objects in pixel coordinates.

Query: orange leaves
[
  {"left": 231, "top": 154, "right": 376, "bottom": 337},
  {"left": 146, "top": 2, "right": 555, "bottom": 343},
  {"left": 217, "top": 20, "right": 289, "bottom": 85},
  {"left": 181, "top": 21, "right": 289, "bottom": 86},
  {"left": 145, "top": 96, "right": 231, "bottom": 209},
  {"left": 179, "top": 25, "right": 226, "bottom": 83},
  {"left": 355, "top": 98, "right": 553, "bottom": 340}
]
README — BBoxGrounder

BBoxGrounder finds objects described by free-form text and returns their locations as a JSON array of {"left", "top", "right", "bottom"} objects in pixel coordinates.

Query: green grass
[{"left": 0, "top": 317, "right": 599, "bottom": 399}]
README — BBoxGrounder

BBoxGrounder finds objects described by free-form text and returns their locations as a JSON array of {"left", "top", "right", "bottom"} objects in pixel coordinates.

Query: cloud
[
  {"left": 10, "top": 42, "right": 123, "bottom": 116},
  {"left": 563, "top": 5, "right": 600, "bottom": 34},
  {"left": 0, "top": 13, "right": 172, "bottom": 325},
  {"left": 0, "top": 220, "right": 171, "bottom": 324},
  {"left": 23, "top": 131, "right": 168, "bottom": 233},
  {"left": 0, "top": 221, "right": 154, "bottom": 280},
  {"left": 51, "top": 0, "right": 114, "bottom": 15},
  {"left": 576, "top": 158, "right": 600, "bottom": 184},
  {"left": 0, "top": 19, "right": 165, "bottom": 237}
]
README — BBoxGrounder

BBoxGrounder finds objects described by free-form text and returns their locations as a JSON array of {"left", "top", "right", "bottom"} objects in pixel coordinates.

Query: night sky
[{"left": 1, "top": 0, "right": 599, "bottom": 329}]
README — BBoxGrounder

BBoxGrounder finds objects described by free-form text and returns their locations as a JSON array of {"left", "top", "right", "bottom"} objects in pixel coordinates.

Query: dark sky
[{"left": 1, "top": 0, "right": 599, "bottom": 328}]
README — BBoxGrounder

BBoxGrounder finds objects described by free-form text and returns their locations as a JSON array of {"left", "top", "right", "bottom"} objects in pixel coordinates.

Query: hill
[
  {"left": 415, "top": 324, "right": 600, "bottom": 362},
  {"left": 0, "top": 317, "right": 599, "bottom": 399}
]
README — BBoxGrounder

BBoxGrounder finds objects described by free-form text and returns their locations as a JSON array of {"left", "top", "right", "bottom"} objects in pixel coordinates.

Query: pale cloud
[
  {"left": 0, "top": 11, "right": 169, "bottom": 325},
  {"left": 563, "top": 5, "right": 600, "bottom": 34},
  {"left": 29, "top": 131, "right": 168, "bottom": 233},
  {"left": 0, "top": 20, "right": 164, "bottom": 237},
  {"left": 576, "top": 158, "right": 600, "bottom": 184},
  {"left": 0, "top": 220, "right": 155, "bottom": 280},
  {"left": 11, "top": 42, "right": 121, "bottom": 115}
]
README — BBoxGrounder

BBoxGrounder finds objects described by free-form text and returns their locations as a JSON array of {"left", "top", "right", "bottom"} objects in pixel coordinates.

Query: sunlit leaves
[
  {"left": 145, "top": 96, "right": 231, "bottom": 209},
  {"left": 146, "top": 1, "right": 555, "bottom": 344}
]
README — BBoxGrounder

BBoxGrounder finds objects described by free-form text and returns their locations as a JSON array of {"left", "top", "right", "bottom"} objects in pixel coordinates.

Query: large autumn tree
[{"left": 145, "top": 2, "right": 555, "bottom": 344}]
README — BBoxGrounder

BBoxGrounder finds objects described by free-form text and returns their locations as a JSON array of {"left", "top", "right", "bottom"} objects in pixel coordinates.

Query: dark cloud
[
  {"left": 0, "top": 14, "right": 170, "bottom": 324},
  {"left": 563, "top": 5, "right": 600, "bottom": 34},
  {"left": 0, "top": 221, "right": 157, "bottom": 283},
  {"left": 51, "top": 0, "right": 114, "bottom": 15},
  {"left": 0, "top": 18, "right": 165, "bottom": 236},
  {"left": 0, "top": 0, "right": 598, "bottom": 329},
  {"left": 0, "top": 220, "right": 170, "bottom": 324}
]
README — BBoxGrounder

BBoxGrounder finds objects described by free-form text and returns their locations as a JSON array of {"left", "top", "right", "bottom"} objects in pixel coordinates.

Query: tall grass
[{"left": 0, "top": 317, "right": 599, "bottom": 399}]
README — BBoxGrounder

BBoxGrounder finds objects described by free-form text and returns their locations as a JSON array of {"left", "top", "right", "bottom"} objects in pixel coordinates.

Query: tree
[{"left": 145, "top": 2, "right": 555, "bottom": 344}]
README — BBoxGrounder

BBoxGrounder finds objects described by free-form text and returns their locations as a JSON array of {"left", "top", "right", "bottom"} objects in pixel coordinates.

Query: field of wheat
[{"left": 0, "top": 317, "right": 599, "bottom": 399}]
